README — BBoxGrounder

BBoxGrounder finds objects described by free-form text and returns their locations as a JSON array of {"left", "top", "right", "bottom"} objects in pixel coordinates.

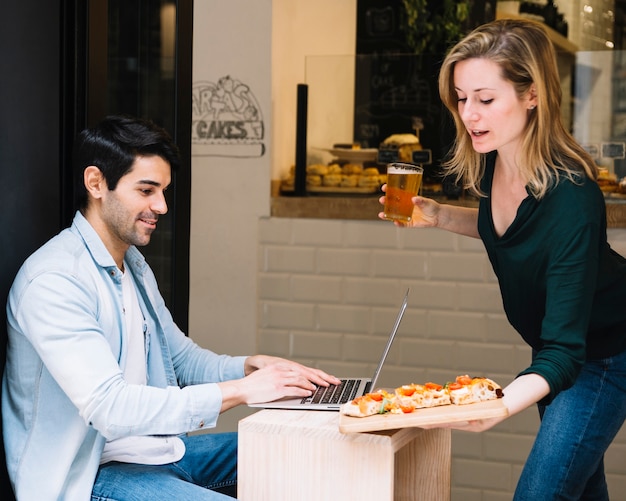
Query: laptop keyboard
[{"left": 302, "top": 379, "right": 365, "bottom": 405}]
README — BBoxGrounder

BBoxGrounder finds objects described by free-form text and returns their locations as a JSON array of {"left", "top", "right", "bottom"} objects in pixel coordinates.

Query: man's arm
[{"left": 218, "top": 355, "right": 341, "bottom": 412}]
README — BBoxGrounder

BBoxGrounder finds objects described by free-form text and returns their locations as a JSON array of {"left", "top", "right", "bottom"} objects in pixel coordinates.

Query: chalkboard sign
[
  {"left": 355, "top": 0, "right": 447, "bottom": 182},
  {"left": 602, "top": 142, "right": 626, "bottom": 159},
  {"left": 354, "top": 0, "right": 496, "bottom": 185}
]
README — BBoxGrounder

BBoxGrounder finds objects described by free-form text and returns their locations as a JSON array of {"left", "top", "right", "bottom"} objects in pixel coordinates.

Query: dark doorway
[{"left": 0, "top": 1, "right": 192, "bottom": 497}]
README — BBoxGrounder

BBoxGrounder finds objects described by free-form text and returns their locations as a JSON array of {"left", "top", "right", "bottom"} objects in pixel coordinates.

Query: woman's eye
[
  {"left": 457, "top": 97, "right": 467, "bottom": 103},
  {"left": 481, "top": 99, "right": 494, "bottom": 104}
]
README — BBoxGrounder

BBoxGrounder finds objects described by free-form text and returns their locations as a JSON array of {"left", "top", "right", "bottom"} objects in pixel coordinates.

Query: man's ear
[{"left": 84, "top": 166, "right": 106, "bottom": 200}]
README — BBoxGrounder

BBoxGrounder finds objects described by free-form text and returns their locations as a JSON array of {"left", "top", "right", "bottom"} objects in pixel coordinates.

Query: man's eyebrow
[{"left": 136, "top": 179, "right": 162, "bottom": 187}]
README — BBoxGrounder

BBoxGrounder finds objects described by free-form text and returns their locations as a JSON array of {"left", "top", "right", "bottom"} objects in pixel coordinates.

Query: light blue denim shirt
[{"left": 2, "top": 211, "right": 246, "bottom": 500}]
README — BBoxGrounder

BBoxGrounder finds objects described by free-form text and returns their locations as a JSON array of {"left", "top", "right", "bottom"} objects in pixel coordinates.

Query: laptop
[{"left": 249, "top": 288, "right": 409, "bottom": 411}]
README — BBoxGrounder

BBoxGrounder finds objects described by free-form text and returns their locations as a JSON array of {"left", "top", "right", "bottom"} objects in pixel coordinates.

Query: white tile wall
[{"left": 258, "top": 216, "right": 626, "bottom": 501}]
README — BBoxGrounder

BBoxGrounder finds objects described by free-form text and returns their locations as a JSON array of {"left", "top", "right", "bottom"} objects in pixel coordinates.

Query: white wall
[
  {"left": 189, "top": 0, "right": 357, "bottom": 428},
  {"left": 256, "top": 219, "right": 626, "bottom": 501},
  {"left": 189, "top": 0, "right": 356, "bottom": 354},
  {"left": 189, "top": 0, "right": 271, "bottom": 358}
]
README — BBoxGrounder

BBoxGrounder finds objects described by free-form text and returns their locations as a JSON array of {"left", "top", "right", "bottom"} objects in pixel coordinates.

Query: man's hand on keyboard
[{"left": 223, "top": 355, "right": 342, "bottom": 407}]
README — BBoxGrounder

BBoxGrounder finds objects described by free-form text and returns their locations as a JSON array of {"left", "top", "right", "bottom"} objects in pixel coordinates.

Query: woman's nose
[{"left": 461, "top": 102, "right": 476, "bottom": 122}]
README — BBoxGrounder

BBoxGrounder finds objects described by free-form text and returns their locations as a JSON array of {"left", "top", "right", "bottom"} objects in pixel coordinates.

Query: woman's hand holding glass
[{"left": 378, "top": 184, "right": 441, "bottom": 228}]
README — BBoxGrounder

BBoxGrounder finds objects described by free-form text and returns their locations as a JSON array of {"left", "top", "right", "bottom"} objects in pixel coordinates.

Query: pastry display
[
  {"left": 281, "top": 159, "right": 383, "bottom": 194},
  {"left": 597, "top": 168, "right": 626, "bottom": 198},
  {"left": 378, "top": 133, "right": 422, "bottom": 163}
]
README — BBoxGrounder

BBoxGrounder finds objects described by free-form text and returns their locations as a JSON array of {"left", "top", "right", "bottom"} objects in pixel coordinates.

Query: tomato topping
[
  {"left": 366, "top": 392, "right": 384, "bottom": 401},
  {"left": 447, "top": 382, "right": 462, "bottom": 391},
  {"left": 398, "top": 385, "right": 416, "bottom": 396},
  {"left": 400, "top": 404, "right": 414, "bottom": 413},
  {"left": 456, "top": 375, "right": 472, "bottom": 386},
  {"left": 424, "top": 382, "right": 443, "bottom": 391}
]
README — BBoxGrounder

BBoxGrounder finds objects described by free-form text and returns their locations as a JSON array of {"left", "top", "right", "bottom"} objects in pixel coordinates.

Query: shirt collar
[{"left": 70, "top": 210, "right": 147, "bottom": 275}]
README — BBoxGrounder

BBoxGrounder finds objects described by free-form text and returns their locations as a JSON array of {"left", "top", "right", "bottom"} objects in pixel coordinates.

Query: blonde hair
[{"left": 438, "top": 18, "right": 597, "bottom": 198}]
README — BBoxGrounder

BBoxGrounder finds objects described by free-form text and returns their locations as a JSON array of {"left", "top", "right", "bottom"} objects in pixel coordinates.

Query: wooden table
[{"left": 237, "top": 409, "right": 451, "bottom": 501}]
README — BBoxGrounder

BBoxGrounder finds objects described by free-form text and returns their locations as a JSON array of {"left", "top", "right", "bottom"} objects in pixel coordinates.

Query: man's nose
[{"left": 152, "top": 193, "right": 168, "bottom": 214}]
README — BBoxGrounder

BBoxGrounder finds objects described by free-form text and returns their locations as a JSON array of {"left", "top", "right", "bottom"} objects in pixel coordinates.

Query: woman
[{"left": 380, "top": 19, "right": 626, "bottom": 500}]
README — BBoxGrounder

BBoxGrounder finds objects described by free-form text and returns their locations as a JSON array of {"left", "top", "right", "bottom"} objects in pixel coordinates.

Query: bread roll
[
  {"left": 322, "top": 174, "right": 342, "bottom": 187},
  {"left": 340, "top": 174, "right": 359, "bottom": 187},
  {"left": 598, "top": 168, "right": 618, "bottom": 192},
  {"left": 306, "top": 174, "right": 322, "bottom": 186},
  {"left": 358, "top": 175, "right": 380, "bottom": 188},
  {"left": 327, "top": 163, "right": 342, "bottom": 175},
  {"left": 306, "top": 164, "right": 328, "bottom": 176},
  {"left": 342, "top": 163, "right": 363, "bottom": 175}
]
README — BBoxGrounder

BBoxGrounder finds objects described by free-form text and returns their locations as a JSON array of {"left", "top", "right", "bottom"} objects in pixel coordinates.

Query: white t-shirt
[
  {"left": 122, "top": 269, "right": 147, "bottom": 385},
  {"left": 100, "top": 270, "right": 185, "bottom": 465}
]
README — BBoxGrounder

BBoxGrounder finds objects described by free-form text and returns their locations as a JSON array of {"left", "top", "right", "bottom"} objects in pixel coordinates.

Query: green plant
[{"left": 402, "top": 0, "right": 470, "bottom": 55}]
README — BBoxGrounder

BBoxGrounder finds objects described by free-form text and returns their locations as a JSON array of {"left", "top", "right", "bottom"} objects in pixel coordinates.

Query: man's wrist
[
  {"left": 219, "top": 379, "right": 245, "bottom": 410},
  {"left": 244, "top": 354, "right": 262, "bottom": 375}
]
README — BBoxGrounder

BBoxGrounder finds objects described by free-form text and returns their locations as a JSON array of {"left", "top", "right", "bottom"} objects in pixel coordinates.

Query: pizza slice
[
  {"left": 340, "top": 374, "right": 504, "bottom": 418},
  {"left": 340, "top": 390, "right": 391, "bottom": 417},
  {"left": 385, "top": 396, "right": 417, "bottom": 415},
  {"left": 446, "top": 375, "right": 503, "bottom": 405},
  {"left": 389, "top": 385, "right": 419, "bottom": 414},
  {"left": 396, "top": 382, "right": 451, "bottom": 407},
  {"left": 421, "top": 382, "right": 452, "bottom": 407}
]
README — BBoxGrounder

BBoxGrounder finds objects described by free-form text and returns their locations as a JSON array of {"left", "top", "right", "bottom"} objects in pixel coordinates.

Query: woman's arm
[
  {"left": 501, "top": 373, "right": 551, "bottom": 416},
  {"left": 419, "top": 373, "right": 550, "bottom": 433},
  {"left": 432, "top": 200, "right": 480, "bottom": 238},
  {"left": 379, "top": 187, "right": 480, "bottom": 238}
]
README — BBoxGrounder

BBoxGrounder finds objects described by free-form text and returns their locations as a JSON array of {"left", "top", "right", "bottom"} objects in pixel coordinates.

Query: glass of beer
[{"left": 382, "top": 163, "right": 423, "bottom": 223}]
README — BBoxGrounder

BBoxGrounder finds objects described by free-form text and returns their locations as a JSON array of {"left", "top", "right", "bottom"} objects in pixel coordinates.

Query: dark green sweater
[{"left": 478, "top": 152, "right": 626, "bottom": 403}]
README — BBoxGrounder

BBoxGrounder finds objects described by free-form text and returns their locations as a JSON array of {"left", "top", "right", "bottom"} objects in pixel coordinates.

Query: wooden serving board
[{"left": 339, "top": 399, "right": 508, "bottom": 434}]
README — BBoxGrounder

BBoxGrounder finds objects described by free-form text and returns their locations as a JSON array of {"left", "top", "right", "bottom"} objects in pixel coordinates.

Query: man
[{"left": 2, "top": 115, "right": 340, "bottom": 500}]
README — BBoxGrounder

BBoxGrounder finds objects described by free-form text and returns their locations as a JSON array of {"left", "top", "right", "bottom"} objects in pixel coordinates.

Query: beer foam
[{"left": 387, "top": 164, "right": 423, "bottom": 175}]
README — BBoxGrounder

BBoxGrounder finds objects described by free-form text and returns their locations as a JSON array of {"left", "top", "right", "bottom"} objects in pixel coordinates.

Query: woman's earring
[{"left": 529, "top": 105, "right": 536, "bottom": 110}]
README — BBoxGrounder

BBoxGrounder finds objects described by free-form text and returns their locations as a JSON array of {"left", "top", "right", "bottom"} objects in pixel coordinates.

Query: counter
[{"left": 271, "top": 195, "right": 626, "bottom": 228}]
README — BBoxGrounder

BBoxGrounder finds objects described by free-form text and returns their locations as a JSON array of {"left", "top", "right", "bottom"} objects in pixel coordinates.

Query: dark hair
[{"left": 73, "top": 115, "right": 180, "bottom": 210}]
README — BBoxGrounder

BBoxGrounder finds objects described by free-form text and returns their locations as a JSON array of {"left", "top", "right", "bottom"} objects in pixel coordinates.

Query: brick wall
[{"left": 258, "top": 216, "right": 626, "bottom": 501}]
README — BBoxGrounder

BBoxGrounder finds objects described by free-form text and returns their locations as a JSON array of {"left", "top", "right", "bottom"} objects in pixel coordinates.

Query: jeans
[
  {"left": 91, "top": 432, "right": 238, "bottom": 501},
  {"left": 514, "top": 348, "right": 626, "bottom": 500}
]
